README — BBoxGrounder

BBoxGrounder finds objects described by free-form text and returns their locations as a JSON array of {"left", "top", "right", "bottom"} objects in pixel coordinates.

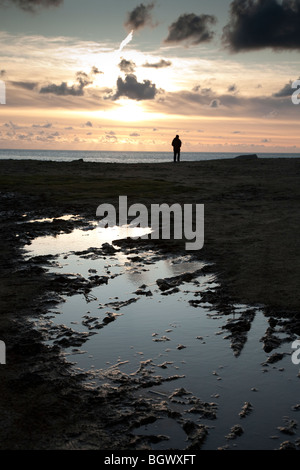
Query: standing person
[{"left": 172, "top": 135, "right": 182, "bottom": 162}]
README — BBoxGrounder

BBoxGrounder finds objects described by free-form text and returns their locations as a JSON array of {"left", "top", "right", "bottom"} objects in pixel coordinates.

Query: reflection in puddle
[
  {"left": 18, "top": 214, "right": 82, "bottom": 224},
  {"left": 24, "top": 222, "right": 300, "bottom": 450},
  {"left": 25, "top": 223, "right": 152, "bottom": 256},
  {"left": 28, "top": 215, "right": 82, "bottom": 223}
]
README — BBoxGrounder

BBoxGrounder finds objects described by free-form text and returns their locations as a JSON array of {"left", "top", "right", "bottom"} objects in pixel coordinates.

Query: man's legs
[{"left": 174, "top": 150, "right": 180, "bottom": 162}]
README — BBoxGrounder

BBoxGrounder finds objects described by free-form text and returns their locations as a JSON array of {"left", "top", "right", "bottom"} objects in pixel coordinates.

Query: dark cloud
[
  {"left": 40, "top": 81, "right": 87, "bottom": 96},
  {"left": 39, "top": 67, "right": 99, "bottom": 96},
  {"left": 222, "top": 0, "right": 300, "bottom": 52},
  {"left": 164, "top": 13, "right": 217, "bottom": 46},
  {"left": 91, "top": 66, "right": 102, "bottom": 75},
  {"left": 32, "top": 122, "right": 52, "bottom": 128},
  {"left": 119, "top": 58, "right": 136, "bottom": 73},
  {"left": 106, "top": 74, "right": 159, "bottom": 101},
  {"left": 4, "top": 121, "right": 22, "bottom": 130},
  {"left": 101, "top": 132, "right": 118, "bottom": 144},
  {"left": 75, "top": 71, "right": 92, "bottom": 89},
  {"left": 273, "top": 79, "right": 299, "bottom": 97},
  {"left": 228, "top": 84, "right": 238, "bottom": 93},
  {"left": 48, "top": 131, "right": 59, "bottom": 138},
  {"left": 11, "top": 81, "right": 38, "bottom": 90},
  {"left": 125, "top": 3, "right": 155, "bottom": 31},
  {"left": 150, "top": 87, "right": 300, "bottom": 121},
  {"left": 17, "top": 133, "right": 30, "bottom": 140},
  {"left": 192, "top": 85, "right": 212, "bottom": 95},
  {"left": 210, "top": 99, "right": 220, "bottom": 108},
  {"left": 143, "top": 59, "right": 172, "bottom": 68},
  {"left": 0, "top": 0, "right": 63, "bottom": 12}
]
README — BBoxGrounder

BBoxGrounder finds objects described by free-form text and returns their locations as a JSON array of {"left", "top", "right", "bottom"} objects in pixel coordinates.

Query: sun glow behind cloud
[
  {"left": 1, "top": 22, "right": 300, "bottom": 153},
  {"left": 98, "top": 98, "right": 165, "bottom": 123}
]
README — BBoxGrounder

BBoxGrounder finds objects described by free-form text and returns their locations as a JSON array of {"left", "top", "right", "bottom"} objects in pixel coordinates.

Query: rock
[
  {"left": 235, "top": 154, "right": 258, "bottom": 160},
  {"left": 260, "top": 327, "right": 282, "bottom": 353},
  {"left": 47, "top": 272, "right": 108, "bottom": 296},
  {"left": 156, "top": 270, "right": 203, "bottom": 292},
  {"left": 239, "top": 401, "right": 253, "bottom": 418},
  {"left": 183, "top": 421, "right": 208, "bottom": 450},
  {"left": 53, "top": 328, "right": 91, "bottom": 348},
  {"left": 100, "top": 297, "right": 138, "bottom": 310},
  {"left": 277, "top": 418, "right": 297, "bottom": 435},
  {"left": 226, "top": 424, "right": 244, "bottom": 439},
  {"left": 278, "top": 441, "right": 297, "bottom": 450},
  {"left": 265, "top": 352, "right": 286, "bottom": 364},
  {"left": 223, "top": 319, "right": 251, "bottom": 333},
  {"left": 153, "top": 335, "right": 171, "bottom": 342},
  {"left": 134, "top": 288, "right": 152, "bottom": 296},
  {"left": 169, "top": 388, "right": 191, "bottom": 399},
  {"left": 101, "top": 242, "right": 117, "bottom": 254},
  {"left": 186, "top": 398, "right": 218, "bottom": 419}
]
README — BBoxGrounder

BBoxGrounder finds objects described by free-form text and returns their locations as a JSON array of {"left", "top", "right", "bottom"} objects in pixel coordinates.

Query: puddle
[{"left": 23, "top": 222, "right": 300, "bottom": 450}]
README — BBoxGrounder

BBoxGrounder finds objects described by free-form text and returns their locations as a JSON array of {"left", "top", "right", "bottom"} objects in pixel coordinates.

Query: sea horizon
[{"left": 1, "top": 148, "right": 300, "bottom": 164}]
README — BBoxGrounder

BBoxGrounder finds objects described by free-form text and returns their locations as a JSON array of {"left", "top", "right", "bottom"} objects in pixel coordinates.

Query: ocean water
[{"left": 0, "top": 148, "right": 300, "bottom": 163}]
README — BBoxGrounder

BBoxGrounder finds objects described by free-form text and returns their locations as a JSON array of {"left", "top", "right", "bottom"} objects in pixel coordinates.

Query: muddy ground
[{"left": 0, "top": 157, "right": 299, "bottom": 450}]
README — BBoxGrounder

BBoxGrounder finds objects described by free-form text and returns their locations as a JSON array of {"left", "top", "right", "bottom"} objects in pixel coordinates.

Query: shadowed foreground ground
[
  {"left": 0, "top": 157, "right": 299, "bottom": 450},
  {"left": 1, "top": 157, "right": 299, "bottom": 309}
]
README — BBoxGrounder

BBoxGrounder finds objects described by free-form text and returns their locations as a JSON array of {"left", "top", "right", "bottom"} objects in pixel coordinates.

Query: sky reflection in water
[{"left": 23, "top": 222, "right": 300, "bottom": 450}]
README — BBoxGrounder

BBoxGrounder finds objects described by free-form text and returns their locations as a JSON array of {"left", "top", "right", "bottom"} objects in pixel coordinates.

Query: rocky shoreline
[{"left": 0, "top": 157, "right": 299, "bottom": 450}]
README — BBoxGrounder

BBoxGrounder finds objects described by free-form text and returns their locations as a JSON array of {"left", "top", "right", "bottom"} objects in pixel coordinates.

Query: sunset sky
[{"left": 0, "top": 0, "right": 300, "bottom": 153}]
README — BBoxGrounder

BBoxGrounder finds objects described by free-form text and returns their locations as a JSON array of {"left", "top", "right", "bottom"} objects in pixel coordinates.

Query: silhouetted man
[{"left": 172, "top": 135, "right": 182, "bottom": 162}]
